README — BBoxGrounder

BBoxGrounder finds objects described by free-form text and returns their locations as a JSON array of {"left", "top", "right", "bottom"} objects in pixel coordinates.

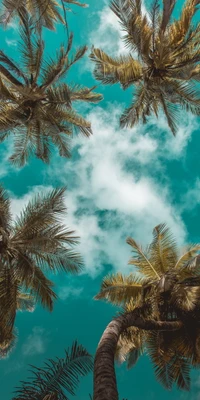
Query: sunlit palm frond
[
  {"left": 69, "top": 84, "right": 103, "bottom": 103},
  {"left": 13, "top": 341, "right": 93, "bottom": 399},
  {"left": 90, "top": 49, "right": 142, "bottom": 88},
  {"left": 175, "top": 244, "right": 200, "bottom": 269},
  {"left": 0, "top": 23, "right": 102, "bottom": 164},
  {"left": 127, "top": 236, "right": 160, "bottom": 279},
  {"left": 91, "top": 0, "right": 200, "bottom": 134},
  {"left": 13, "top": 188, "right": 67, "bottom": 239},
  {"left": 149, "top": 223, "right": 178, "bottom": 274},
  {"left": 169, "top": 0, "right": 198, "bottom": 47},
  {"left": 170, "top": 284, "right": 199, "bottom": 311},
  {"left": 95, "top": 273, "right": 143, "bottom": 305}
]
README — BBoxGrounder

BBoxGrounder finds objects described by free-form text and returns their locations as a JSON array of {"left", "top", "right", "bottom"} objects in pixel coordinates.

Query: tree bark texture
[{"left": 93, "top": 309, "right": 182, "bottom": 400}]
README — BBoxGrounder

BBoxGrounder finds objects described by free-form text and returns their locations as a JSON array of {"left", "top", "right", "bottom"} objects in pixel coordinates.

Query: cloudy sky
[{"left": 1, "top": 0, "right": 200, "bottom": 399}]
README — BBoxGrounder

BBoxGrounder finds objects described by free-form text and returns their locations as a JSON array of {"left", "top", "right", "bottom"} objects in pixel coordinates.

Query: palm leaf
[
  {"left": 90, "top": 48, "right": 142, "bottom": 88},
  {"left": 13, "top": 188, "right": 67, "bottom": 239},
  {"left": 0, "top": 185, "right": 11, "bottom": 231},
  {"left": 95, "top": 273, "right": 143, "bottom": 305},
  {"left": 127, "top": 237, "right": 160, "bottom": 279},
  {"left": 175, "top": 244, "right": 200, "bottom": 269},
  {"left": 149, "top": 223, "right": 178, "bottom": 274},
  {"left": 160, "top": 0, "right": 176, "bottom": 32},
  {"left": 170, "top": 356, "right": 190, "bottom": 390},
  {"left": 13, "top": 341, "right": 93, "bottom": 399}
]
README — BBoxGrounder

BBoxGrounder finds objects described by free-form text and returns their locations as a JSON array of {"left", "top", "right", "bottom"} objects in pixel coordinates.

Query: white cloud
[
  {"left": 90, "top": 1, "right": 149, "bottom": 56},
  {"left": 9, "top": 104, "right": 197, "bottom": 277},
  {"left": 46, "top": 105, "right": 192, "bottom": 276},
  {"left": 22, "top": 327, "right": 48, "bottom": 356},
  {"left": 58, "top": 286, "right": 83, "bottom": 301},
  {"left": 90, "top": 5, "right": 127, "bottom": 56},
  {"left": 181, "top": 178, "right": 200, "bottom": 211}
]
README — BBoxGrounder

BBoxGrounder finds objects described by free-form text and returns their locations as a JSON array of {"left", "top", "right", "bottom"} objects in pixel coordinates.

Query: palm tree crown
[
  {"left": 96, "top": 223, "right": 200, "bottom": 390},
  {"left": 90, "top": 0, "right": 200, "bottom": 135},
  {"left": 1, "top": 0, "right": 88, "bottom": 30},
  {"left": 13, "top": 341, "right": 93, "bottom": 399},
  {"left": 0, "top": 185, "right": 83, "bottom": 356},
  {"left": 0, "top": 13, "right": 102, "bottom": 166}
]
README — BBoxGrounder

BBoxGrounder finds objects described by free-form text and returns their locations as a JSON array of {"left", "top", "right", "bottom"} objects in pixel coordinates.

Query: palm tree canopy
[
  {"left": 13, "top": 341, "right": 93, "bottom": 399},
  {"left": 1, "top": 0, "right": 88, "bottom": 30},
  {"left": 90, "top": 0, "right": 200, "bottom": 135},
  {"left": 0, "top": 185, "right": 83, "bottom": 354},
  {"left": 95, "top": 223, "right": 200, "bottom": 390},
  {"left": 0, "top": 13, "right": 102, "bottom": 166}
]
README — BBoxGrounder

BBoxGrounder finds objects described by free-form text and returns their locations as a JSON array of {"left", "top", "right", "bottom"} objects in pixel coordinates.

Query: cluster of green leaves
[
  {"left": 96, "top": 223, "right": 200, "bottom": 391},
  {"left": 90, "top": 0, "right": 200, "bottom": 135}
]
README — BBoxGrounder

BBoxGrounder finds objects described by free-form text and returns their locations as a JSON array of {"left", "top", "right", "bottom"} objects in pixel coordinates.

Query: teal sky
[{"left": 1, "top": 0, "right": 200, "bottom": 399}]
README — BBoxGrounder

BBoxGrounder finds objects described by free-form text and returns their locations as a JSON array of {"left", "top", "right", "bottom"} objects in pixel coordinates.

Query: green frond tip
[{"left": 13, "top": 341, "right": 93, "bottom": 399}]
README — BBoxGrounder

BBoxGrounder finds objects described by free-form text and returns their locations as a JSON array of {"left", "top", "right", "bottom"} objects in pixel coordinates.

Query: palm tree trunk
[{"left": 93, "top": 309, "right": 182, "bottom": 400}]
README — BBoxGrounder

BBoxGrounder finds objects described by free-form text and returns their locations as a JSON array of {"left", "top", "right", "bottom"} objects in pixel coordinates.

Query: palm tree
[
  {"left": 90, "top": 0, "right": 200, "bottom": 135},
  {"left": 93, "top": 224, "right": 200, "bottom": 400},
  {"left": 0, "top": 13, "right": 102, "bottom": 166},
  {"left": 1, "top": 0, "right": 88, "bottom": 30},
  {"left": 12, "top": 341, "right": 93, "bottom": 399},
  {"left": 0, "top": 185, "right": 83, "bottom": 356}
]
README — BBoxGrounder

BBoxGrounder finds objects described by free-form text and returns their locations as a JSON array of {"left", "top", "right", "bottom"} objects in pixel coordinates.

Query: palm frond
[
  {"left": 69, "top": 84, "right": 103, "bottom": 103},
  {"left": 0, "top": 185, "right": 11, "bottom": 231},
  {"left": 175, "top": 244, "right": 200, "bottom": 269},
  {"left": 170, "top": 356, "right": 190, "bottom": 390},
  {"left": 13, "top": 341, "right": 93, "bottom": 399},
  {"left": 64, "top": 0, "right": 88, "bottom": 7},
  {"left": 95, "top": 273, "right": 143, "bottom": 305},
  {"left": 160, "top": 0, "right": 176, "bottom": 32},
  {"left": 149, "top": 223, "right": 178, "bottom": 274},
  {"left": 15, "top": 255, "right": 57, "bottom": 311},
  {"left": 146, "top": 330, "right": 174, "bottom": 389},
  {"left": 13, "top": 187, "right": 67, "bottom": 239},
  {"left": 127, "top": 237, "right": 160, "bottom": 279},
  {"left": 90, "top": 48, "right": 142, "bottom": 88},
  {"left": 159, "top": 93, "right": 179, "bottom": 135}
]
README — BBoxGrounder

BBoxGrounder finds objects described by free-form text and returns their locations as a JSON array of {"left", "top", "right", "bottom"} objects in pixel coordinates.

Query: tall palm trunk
[{"left": 93, "top": 309, "right": 182, "bottom": 400}]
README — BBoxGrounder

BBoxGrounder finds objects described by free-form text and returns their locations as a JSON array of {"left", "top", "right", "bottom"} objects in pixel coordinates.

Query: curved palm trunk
[{"left": 93, "top": 309, "right": 182, "bottom": 400}]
